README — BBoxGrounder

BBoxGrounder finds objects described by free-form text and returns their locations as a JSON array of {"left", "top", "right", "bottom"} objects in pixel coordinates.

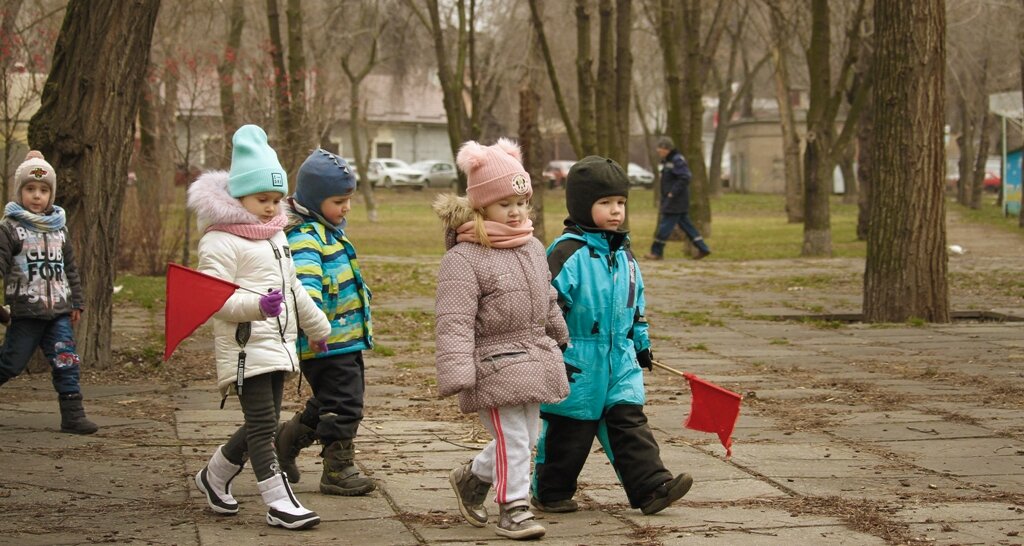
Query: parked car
[
  {"left": 627, "top": 163, "right": 655, "bottom": 188},
  {"left": 366, "top": 158, "right": 425, "bottom": 190},
  {"left": 543, "top": 160, "right": 574, "bottom": 189},
  {"left": 410, "top": 160, "right": 458, "bottom": 189}
]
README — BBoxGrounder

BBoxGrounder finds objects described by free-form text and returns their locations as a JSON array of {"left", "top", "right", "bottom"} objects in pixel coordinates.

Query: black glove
[{"left": 637, "top": 348, "right": 653, "bottom": 371}]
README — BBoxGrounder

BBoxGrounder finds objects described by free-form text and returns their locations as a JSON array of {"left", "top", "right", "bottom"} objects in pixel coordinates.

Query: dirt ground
[{"left": 1, "top": 205, "right": 1022, "bottom": 545}]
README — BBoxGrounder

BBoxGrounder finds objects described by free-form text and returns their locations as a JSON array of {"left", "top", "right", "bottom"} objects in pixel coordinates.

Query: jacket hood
[
  {"left": 187, "top": 170, "right": 275, "bottom": 232},
  {"left": 432, "top": 193, "right": 476, "bottom": 249},
  {"left": 284, "top": 196, "right": 344, "bottom": 233}
]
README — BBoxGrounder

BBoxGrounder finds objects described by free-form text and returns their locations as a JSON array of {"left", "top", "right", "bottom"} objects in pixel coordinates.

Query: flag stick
[{"left": 651, "top": 359, "right": 687, "bottom": 377}]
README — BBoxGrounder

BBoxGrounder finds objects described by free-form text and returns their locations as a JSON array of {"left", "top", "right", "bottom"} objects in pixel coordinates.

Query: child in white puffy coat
[{"left": 186, "top": 124, "right": 331, "bottom": 531}]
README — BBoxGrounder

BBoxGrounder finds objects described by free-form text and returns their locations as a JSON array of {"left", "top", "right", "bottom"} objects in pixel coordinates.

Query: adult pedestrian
[{"left": 644, "top": 137, "right": 711, "bottom": 260}]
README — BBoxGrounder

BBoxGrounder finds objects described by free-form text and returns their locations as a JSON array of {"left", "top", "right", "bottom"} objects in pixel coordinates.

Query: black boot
[
  {"left": 58, "top": 393, "right": 98, "bottom": 435},
  {"left": 320, "top": 440, "right": 375, "bottom": 496},
  {"left": 275, "top": 412, "right": 316, "bottom": 483}
]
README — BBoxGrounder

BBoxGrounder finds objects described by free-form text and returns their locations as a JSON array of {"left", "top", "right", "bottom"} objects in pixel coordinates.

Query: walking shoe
[
  {"left": 642, "top": 253, "right": 663, "bottom": 261},
  {"left": 194, "top": 445, "right": 245, "bottom": 515},
  {"left": 258, "top": 472, "right": 320, "bottom": 530},
  {"left": 639, "top": 473, "right": 693, "bottom": 515},
  {"left": 495, "top": 503, "right": 545, "bottom": 540},
  {"left": 58, "top": 393, "right": 99, "bottom": 434},
  {"left": 449, "top": 462, "right": 490, "bottom": 527},
  {"left": 320, "top": 440, "right": 375, "bottom": 496},
  {"left": 530, "top": 496, "right": 579, "bottom": 513},
  {"left": 695, "top": 250, "right": 711, "bottom": 260},
  {"left": 275, "top": 411, "right": 316, "bottom": 483}
]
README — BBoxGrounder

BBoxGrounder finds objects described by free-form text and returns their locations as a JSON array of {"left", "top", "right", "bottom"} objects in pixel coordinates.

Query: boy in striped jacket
[{"left": 277, "top": 148, "right": 376, "bottom": 496}]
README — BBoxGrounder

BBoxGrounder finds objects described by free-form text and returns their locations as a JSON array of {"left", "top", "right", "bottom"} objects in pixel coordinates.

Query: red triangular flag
[
  {"left": 163, "top": 263, "right": 239, "bottom": 361},
  {"left": 683, "top": 373, "right": 742, "bottom": 458}
]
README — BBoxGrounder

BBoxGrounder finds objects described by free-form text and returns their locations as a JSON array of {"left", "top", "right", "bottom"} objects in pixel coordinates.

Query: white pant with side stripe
[{"left": 470, "top": 403, "right": 540, "bottom": 506}]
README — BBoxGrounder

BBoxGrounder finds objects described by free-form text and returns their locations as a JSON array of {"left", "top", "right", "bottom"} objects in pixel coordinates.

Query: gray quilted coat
[{"left": 433, "top": 194, "right": 570, "bottom": 413}]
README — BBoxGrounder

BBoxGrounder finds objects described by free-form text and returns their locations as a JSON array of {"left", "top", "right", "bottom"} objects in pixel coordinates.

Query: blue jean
[
  {"left": 0, "top": 315, "right": 82, "bottom": 395},
  {"left": 650, "top": 212, "right": 710, "bottom": 256}
]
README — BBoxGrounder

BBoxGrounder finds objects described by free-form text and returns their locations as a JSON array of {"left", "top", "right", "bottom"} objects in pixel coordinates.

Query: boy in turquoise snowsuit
[{"left": 531, "top": 156, "right": 692, "bottom": 515}]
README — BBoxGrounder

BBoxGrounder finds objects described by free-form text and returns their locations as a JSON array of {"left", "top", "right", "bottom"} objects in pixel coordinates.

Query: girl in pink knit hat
[{"left": 432, "top": 138, "right": 569, "bottom": 540}]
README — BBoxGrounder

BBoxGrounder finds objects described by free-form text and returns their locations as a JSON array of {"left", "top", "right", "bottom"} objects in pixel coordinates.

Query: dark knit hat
[
  {"left": 295, "top": 148, "right": 356, "bottom": 218},
  {"left": 565, "top": 155, "right": 630, "bottom": 228}
]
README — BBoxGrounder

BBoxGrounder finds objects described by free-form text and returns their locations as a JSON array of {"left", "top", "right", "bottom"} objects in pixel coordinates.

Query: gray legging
[{"left": 222, "top": 371, "right": 285, "bottom": 481}]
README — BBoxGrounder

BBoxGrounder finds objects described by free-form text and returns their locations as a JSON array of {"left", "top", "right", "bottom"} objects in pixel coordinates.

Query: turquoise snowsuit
[{"left": 540, "top": 227, "right": 650, "bottom": 419}]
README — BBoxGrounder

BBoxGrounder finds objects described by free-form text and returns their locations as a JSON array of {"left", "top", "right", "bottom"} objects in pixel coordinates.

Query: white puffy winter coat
[{"left": 189, "top": 172, "right": 332, "bottom": 396}]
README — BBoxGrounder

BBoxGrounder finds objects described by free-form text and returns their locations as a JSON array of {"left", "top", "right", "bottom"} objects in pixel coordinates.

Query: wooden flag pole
[{"left": 651, "top": 359, "right": 687, "bottom": 378}]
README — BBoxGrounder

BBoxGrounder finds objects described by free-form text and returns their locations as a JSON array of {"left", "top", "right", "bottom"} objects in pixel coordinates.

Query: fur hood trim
[
  {"left": 187, "top": 170, "right": 279, "bottom": 232},
  {"left": 432, "top": 193, "right": 476, "bottom": 232}
]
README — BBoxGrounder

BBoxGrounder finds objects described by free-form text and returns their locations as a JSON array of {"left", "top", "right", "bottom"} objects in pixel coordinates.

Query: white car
[
  {"left": 367, "top": 158, "right": 425, "bottom": 190},
  {"left": 627, "top": 163, "right": 655, "bottom": 188}
]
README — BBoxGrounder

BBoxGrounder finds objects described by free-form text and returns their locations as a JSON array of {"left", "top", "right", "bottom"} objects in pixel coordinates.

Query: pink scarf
[
  {"left": 206, "top": 213, "right": 287, "bottom": 240},
  {"left": 456, "top": 219, "right": 534, "bottom": 248}
]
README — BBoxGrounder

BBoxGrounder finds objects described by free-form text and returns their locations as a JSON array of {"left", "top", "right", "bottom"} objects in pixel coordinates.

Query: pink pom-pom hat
[{"left": 455, "top": 137, "right": 532, "bottom": 209}]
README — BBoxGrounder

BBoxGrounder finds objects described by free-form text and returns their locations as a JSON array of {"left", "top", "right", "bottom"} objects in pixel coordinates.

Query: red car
[{"left": 542, "top": 160, "right": 574, "bottom": 189}]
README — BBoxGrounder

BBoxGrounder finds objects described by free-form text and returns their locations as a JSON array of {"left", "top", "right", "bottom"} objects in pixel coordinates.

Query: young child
[
  {"left": 187, "top": 125, "right": 332, "bottom": 530},
  {"left": 433, "top": 138, "right": 569, "bottom": 541},
  {"left": 531, "top": 155, "right": 692, "bottom": 516},
  {"left": 0, "top": 150, "right": 96, "bottom": 435},
  {"left": 275, "top": 148, "right": 375, "bottom": 496}
]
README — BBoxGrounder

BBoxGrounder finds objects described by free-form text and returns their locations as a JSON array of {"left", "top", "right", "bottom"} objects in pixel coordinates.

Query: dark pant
[
  {"left": 298, "top": 351, "right": 366, "bottom": 446},
  {"left": 533, "top": 404, "right": 673, "bottom": 508},
  {"left": 223, "top": 371, "right": 285, "bottom": 480},
  {"left": 0, "top": 315, "right": 81, "bottom": 395},
  {"left": 651, "top": 212, "right": 710, "bottom": 256}
]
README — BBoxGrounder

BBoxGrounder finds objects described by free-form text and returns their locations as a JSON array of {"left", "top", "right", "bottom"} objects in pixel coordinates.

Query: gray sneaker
[
  {"left": 496, "top": 503, "right": 545, "bottom": 540},
  {"left": 449, "top": 462, "right": 490, "bottom": 527}
]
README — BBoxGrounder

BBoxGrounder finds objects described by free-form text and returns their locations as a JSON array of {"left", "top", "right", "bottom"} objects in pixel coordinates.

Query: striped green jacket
[{"left": 286, "top": 219, "right": 373, "bottom": 360}]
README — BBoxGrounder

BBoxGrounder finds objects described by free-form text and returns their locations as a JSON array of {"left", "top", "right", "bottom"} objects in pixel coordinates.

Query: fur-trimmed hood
[
  {"left": 187, "top": 170, "right": 280, "bottom": 232},
  {"left": 432, "top": 193, "right": 475, "bottom": 232},
  {"left": 432, "top": 193, "right": 476, "bottom": 250}
]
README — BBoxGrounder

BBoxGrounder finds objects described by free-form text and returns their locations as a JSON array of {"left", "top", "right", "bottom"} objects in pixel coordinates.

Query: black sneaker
[
  {"left": 640, "top": 473, "right": 693, "bottom": 515},
  {"left": 530, "top": 496, "right": 579, "bottom": 513}
]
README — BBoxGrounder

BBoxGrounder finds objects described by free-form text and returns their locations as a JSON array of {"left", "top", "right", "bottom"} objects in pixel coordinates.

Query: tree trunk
[
  {"left": 595, "top": 0, "right": 613, "bottom": 157},
  {"left": 0, "top": 0, "right": 25, "bottom": 201},
  {"left": 520, "top": 84, "right": 545, "bottom": 243},
  {"left": 970, "top": 113, "right": 991, "bottom": 210},
  {"left": 285, "top": 0, "right": 306, "bottom": 176},
  {"left": 426, "top": 0, "right": 468, "bottom": 191},
  {"left": 863, "top": 0, "right": 948, "bottom": 323},
  {"left": 856, "top": 84, "right": 873, "bottom": 241},
  {"left": 575, "top": 0, "right": 596, "bottom": 156},
  {"left": 801, "top": 0, "right": 834, "bottom": 256},
  {"left": 612, "top": 0, "right": 632, "bottom": 169},
  {"left": 681, "top": 1, "right": 710, "bottom": 240},
  {"left": 657, "top": 0, "right": 684, "bottom": 154},
  {"left": 840, "top": 142, "right": 857, "bottom": 205},
  {"left": 956, "top": 98, "right": 974, "bottom": 206},
  {"left": 217, "top": 0, "right": 245, "bottom": 169},
  {"left": 27, "top": 0, "right": 161, "bottom": 367},
  {"left": 265, "top": 0, "right": 293, "bottom": 166},
  {"left": 768, "top": 3, "right": 803, "bottom": 223},
  {"left": 527, "top": 0, "right": 581, "bottom": 157}
]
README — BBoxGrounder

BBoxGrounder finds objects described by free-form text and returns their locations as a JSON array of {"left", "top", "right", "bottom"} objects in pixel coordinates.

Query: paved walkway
[{"left": 1, "top": 212, "right": 1023, "bottom": 545}]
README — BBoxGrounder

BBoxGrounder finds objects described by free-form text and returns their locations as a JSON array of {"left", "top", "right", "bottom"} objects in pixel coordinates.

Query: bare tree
[
  {"left": 863, "top": 0, "right": 948, "bottom": 323},
  {"left": 217, "top": 0, "right": 246, "bottom": 168},
  {"left": 801, "top": 0, "right": 870, "bottom": 257},
  {"left": 28, "top": 0, "right": 161, "bottom": 366}
]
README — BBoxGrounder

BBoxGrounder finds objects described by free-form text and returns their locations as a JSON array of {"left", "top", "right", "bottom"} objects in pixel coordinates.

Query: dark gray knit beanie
[{"left": 565, "top": 156, "right": 630, "bottom": 228}]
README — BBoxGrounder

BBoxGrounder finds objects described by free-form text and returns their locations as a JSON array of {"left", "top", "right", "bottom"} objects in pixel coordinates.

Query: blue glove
[{"left": 259, "top": 289, "right": 283, "bottom": 318}]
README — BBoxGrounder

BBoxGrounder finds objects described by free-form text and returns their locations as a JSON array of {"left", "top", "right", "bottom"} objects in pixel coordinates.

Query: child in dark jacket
[
  {"left": 0, "top": 150, "right": 96, "bottom": 434},
  {"left": 531, "top": 156, "right": 692, "bottom": 516},
  {"left": 276, "top": 148, "right": 376, "bottom": 497}
]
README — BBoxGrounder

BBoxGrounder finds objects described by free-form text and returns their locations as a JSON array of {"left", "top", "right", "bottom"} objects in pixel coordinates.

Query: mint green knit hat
[{"left": 228, "top": 124, "right": 288, "bottom": 198}]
